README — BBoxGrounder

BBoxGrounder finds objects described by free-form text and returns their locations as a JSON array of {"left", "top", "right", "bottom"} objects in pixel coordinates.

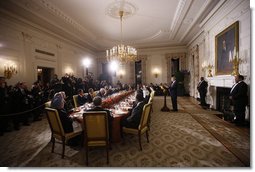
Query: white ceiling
[{"left": 0, "top": 0, "right": 221, "bottom": 52}]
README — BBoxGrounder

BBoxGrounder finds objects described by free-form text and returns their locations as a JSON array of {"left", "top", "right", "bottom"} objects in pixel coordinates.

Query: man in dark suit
[
  {"left": 197, "top": 77, "right": 208, "bottom": 107},
  {"left": 229, "top": 75, "right": 248, "bottom": 126},
  {"left": 86, "top": 96, "right": 113, "bottom": 141},
  {"left": 121, "top": 92, "right": 145, "bottom": 129},
  {"left": 168, "top": 75, "right": 178, "bottom": 111},
  {"left": 77, "top": 89, "right": 87, "bottom": 106}
]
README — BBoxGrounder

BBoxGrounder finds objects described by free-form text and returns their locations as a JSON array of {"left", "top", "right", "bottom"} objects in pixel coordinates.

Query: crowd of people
[
  {"left": 0, "top": 73, "right": 249, "bottom": 136},
  {"left": 0, "top": 73, "right": 134, "bottom": 135}
]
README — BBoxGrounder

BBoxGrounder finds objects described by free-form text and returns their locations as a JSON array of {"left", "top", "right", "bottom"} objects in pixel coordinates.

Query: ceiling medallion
[{"left": 106, "top": 1, "right": 138, "bottom": 19}]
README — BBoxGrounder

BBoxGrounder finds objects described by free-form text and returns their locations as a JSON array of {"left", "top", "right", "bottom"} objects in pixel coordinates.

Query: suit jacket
[
  {"left": 169, "top": 81, "right": 178, "bottom": 98},
  {"left": 197, "top": 80, "right": 208, "bottom": 94},
  {"left": 77, "top": 95, "right": 87, "bottom": 106},
  {"left": 86, "top": 93, "right": 93, "bottom": 103},
  {"left": 229, "top": 81, "right": 248, "bottom": 106},
  {"left": 57, "top": 109, "right": 73, "bottom": 133},
  {"left": 127, "top": 101, "right": 146, "bottom": 128}
]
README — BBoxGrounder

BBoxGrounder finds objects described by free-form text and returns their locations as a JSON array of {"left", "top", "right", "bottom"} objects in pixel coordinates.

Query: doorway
[
  {"left": 135, "top": 60, "right": 142, "bottom": 87},
  {"left": 171, "top": 58, "right": 180, "bottom": 75},
  {"left": 37, "top": 66, "right": 54, "bottom": 86}
]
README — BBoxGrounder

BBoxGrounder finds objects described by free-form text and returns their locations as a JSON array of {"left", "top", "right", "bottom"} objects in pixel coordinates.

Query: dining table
[{"left": 71, "top": 91, "right": 136, "bottom": 143}]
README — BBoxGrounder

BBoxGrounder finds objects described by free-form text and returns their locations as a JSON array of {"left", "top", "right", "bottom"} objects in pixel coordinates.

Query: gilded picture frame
[{"left": 215, "top": 21, "right": 239, "bottom": 75}]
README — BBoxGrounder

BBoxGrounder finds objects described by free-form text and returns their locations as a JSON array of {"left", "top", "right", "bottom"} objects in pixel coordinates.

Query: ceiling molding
[
  {"left": 179, "top": 0, "right": 212, "bottom": 42},
  {"left": 34, "top": 0, "right": 96, "bottom": 40},
  {"left": 0, "top": 8, "right": 97, "bottom": 56},
  {"left": 1, "top": 0, "right": 225, "bottom": 51},
  {"left": 169, "top": 0, "right": 191, "bottom": 40},
  {"left": 8, "top": 0, "right": 98, "bottom": 51},
  {"left": 135, "top": 30, "right": 163, "bottom": 43},
  {"left": 199, "top": 0, "right": 226, "bottom": 28}
]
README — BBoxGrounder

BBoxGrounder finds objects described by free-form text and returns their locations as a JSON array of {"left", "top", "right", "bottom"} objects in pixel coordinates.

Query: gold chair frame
[
  {"left": 82, "top": 111, "right": 110, "bottom": 165},
  {"left": 122, "top": 102, "right": 152, "bottom": 151},
  {"left": 73, "top": 95, "right": 79, "bottom": 108},
  {"left": 45, "top": 107, "right": 82, "bottom": 158}
]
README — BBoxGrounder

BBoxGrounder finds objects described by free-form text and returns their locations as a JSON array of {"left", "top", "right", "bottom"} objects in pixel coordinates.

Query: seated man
[
  {"left": 97, "top": 88, "right": 106, "bottom": 98},
  {"left": 86, "top": 96, "right": 113, "bottom": 141},
  {"left": 77, "top": 89, "right": 87, "bottom": 106},
  {"left": 121, "top": 92, "right": 145, "bottom": 130},
  {"left": 50, "top": 92, "right": 82, "bottom": 146},
  {"left": 86, "top": 88, "right": 94, "bottom": 103}
]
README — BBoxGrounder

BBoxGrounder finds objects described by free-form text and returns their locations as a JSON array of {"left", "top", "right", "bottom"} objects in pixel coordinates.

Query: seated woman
[{"left": 77, "top": 89, "right": 87, "bottom": 106}]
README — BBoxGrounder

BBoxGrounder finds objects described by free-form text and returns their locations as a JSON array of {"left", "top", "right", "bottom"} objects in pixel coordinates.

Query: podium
[{"left": 160, "top": 87, "right": 170, "bottom": 112}]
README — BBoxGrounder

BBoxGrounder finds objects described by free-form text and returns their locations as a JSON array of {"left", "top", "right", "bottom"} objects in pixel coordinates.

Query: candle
[
  {"left": 229, "top": 51, "right": 232, "bottom": 62},
  {"left": 233, "top": 46, "right": 236, "bottom": 58}
]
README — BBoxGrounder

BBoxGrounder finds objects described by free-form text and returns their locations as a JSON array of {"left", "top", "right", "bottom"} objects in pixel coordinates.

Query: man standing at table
[
  {"left": 168, "top": 75, "right": 178, "bottom": 112},
  {"left": 229, "top": 75, "right": 248, "bottom": 126}
]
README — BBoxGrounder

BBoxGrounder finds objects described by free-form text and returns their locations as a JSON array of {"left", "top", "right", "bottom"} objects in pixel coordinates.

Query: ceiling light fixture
[{"left": 106, "top": 10, "right": 137, "bottom": 63}]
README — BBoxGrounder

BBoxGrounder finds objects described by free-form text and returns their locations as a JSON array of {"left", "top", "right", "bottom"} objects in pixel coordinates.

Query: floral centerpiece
[{"left": 102, "top": 90, "right": 134, "bottom": 108}]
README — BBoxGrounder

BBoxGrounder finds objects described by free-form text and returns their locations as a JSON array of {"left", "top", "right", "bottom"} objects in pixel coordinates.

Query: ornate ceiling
[{"left": 0, "top": 0, "right": 221, "bottom": 52}]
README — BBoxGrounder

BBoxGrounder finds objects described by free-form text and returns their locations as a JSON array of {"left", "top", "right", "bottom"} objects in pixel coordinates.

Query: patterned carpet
[{"left": 0, "top": 96, "right": 250, "bottom": 167}]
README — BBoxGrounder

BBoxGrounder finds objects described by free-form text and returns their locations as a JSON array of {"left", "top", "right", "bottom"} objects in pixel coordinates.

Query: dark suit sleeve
[
  {"left": 232, "top": 82, "right": 248, "bottom": 101},
  {"left": 127, "top": 102, "right": 144, "bottom": 125},
  {"left": 58, "top": 109, "right": 73, "bottom": 133}
]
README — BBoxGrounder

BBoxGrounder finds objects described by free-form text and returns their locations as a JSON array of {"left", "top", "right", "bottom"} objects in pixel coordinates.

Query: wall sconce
[
  {"left": 64, "top": 67, "right": 74, "bottom": 76},
  {"left": 37, "top": 68, "right": 42, "bottom": 74},
  {"left": 4, "top": 63, "right": 17, "bottom": 79},
  {"left": 201, "top": 61, "right": 214, "bottom": 77},
  {"left": 229, "top": 47, "right": 242, "bottom": 76},
  {"left": 153, "top": 68, "right": 160, "bottom": 78}
]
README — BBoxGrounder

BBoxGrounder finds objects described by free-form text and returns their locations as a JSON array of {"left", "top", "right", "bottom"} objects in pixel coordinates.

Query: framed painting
[{"left": 215, "top": 21, "right": 239, "bottom": 75}]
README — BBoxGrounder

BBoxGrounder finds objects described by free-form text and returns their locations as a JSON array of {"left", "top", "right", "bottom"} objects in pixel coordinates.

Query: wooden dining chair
[
  {"left": 45, "top": 107, "right": 82, "bottom": 158},
  {"left": 122, "top": 102, "right": 152, "bottom": 151},
  {"left": 82, "top": 111, "right": 110, "bottom": 166},
  {"left": 73, "top": 95, "right": 79, "bottom": 108}
]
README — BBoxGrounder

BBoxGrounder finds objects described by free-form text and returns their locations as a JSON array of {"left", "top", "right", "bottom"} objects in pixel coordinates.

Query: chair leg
[
  {"left": 62, "top": 138, "right": 65, "bottom": 159},
  {"left": 146, "top": 130, "right": 149, "bottom": 143},
  {"left": 106, "top": 145, "right": 109, "bottom": 164},
  {"left": 138, "top": 134, "right": 142, "bottom": 151},
  {"left": 51, "top": 137, "right": 55, "bottom": 153},
  {"left": 86, "top": 145, "right": 89, "bottom": 166}
]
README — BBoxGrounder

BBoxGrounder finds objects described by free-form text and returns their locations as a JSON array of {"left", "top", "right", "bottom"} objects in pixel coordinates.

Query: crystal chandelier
[{"left": 106, "top": 11, "right": 137, "bottom": 63}]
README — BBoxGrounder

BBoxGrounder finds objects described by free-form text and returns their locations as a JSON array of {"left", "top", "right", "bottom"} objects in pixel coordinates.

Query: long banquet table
[{"left": 71, "top": 90, "right": 135, "bottom": 143}]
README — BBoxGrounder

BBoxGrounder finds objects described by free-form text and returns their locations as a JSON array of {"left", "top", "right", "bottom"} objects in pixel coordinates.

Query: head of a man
[
  {"left": 136, "top": 92, "right": 144, "bottom": 102},
  {"left": 78, "top": 89, "right": 84, "bottom": 96},
  {"left": 234, "top": 75, "right": 244, "bottom": 83},
  {"left": 51, "top": 93, "right": 65, "bottom": 109},
  {"left": 171, "top": 75, "right": 176, "bottom": 82},
  {"left": 93, "top": 96, "right": 102, "bottom": 106}
]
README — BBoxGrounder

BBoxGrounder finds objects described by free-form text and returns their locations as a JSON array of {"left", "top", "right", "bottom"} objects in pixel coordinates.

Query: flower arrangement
[{"left": 101, "top": 90, "right": 134, "bottom": 108}]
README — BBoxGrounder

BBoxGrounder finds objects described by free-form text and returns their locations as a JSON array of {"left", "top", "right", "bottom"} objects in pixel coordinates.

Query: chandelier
[{"left": 106, "top": 10, "right": 137, "bottom": 63}]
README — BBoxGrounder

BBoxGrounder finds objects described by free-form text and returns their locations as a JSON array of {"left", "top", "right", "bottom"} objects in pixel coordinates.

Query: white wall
[
  {"left": 187, "top": 0, "right": 250, "bottom": 108},
  {"left": 0, "top": 12, "right": 97, "bottom": 87},
  {"left": 139, "top": 47, "right": 187, "bottom": 85}
]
